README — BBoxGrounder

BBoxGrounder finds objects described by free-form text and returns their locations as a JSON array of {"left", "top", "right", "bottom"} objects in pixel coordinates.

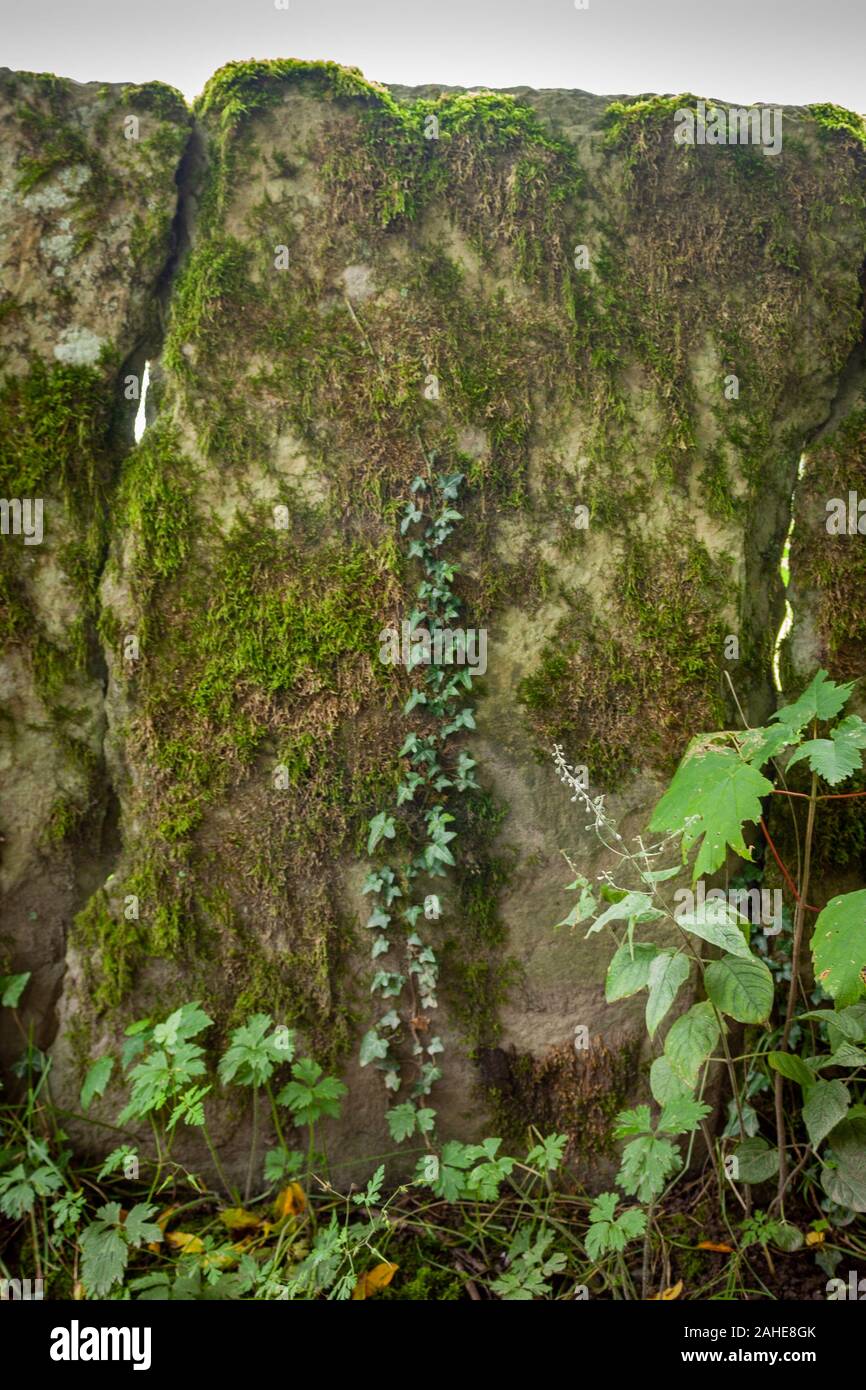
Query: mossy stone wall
[{"left": 2, "top": 63, "right": 866, "bottom": 1177}]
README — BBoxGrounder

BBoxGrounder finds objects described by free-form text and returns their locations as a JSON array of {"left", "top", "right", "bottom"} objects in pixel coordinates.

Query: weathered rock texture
[{"left": 2, "top": 62, "right": 865, "bottom": 1180}]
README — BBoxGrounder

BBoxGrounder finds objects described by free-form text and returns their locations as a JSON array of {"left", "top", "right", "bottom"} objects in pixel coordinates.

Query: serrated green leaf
[
  {"left": 585, "top": 891, "right": 663, "bottom": 937},
  {"left": 649, "top": 1055, "right": 693, "bottom": 1105},
  {"left": 732, "top": 1137, "right": 779, "bottom": 1184},
  {"left": 650, "top": 746, "right": 772, "bottom": 881},
  {"left": 605, "top": 941, "right": 660, "bottom": 1002},
  {"left": 676, "top": 897, "right": 752, "bottom": 959},
  {"left": 803, "top": 1080, "right": 850, "bottom": 1148},
  {"left": 80, "top": 1056, "right": 114, "bottom": 1113},
  {"left": 773, "top": 669, "right": 854, "bottom": 729},
  {"left": 767, "top": 1051, "right": 814, "bottom": 1088},
  {"left": 657, "top": 1095, "right": 712, "bottom": 1135},
  {"left": 787, "top": 716, "right": 866, "bottom": 785},
  {"left": 646, "top": 951, "right": 691, "bottom": 1038},
  {"left": 705, "top": 954, "right": 774, "bottom": 1023},
  {"left": 664, "top": 1002, "right": 720, "bottom": 1086},
  {"left": 617, "top": 1134, "right": 681, "bottom": 1202},
  {"left": 821, "top": 1116, "right": 866, "bottom": 1212},
  {"left": 811, "top": 890, "right": 866, "bottom": 1006}
]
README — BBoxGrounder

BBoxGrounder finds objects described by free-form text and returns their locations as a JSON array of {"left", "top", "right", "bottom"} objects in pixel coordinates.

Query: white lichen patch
[
  {"left": 53, "top": 325, "right": 104, "bottom": 365},
  {"left": 22, "top": 163, "right": 91, "bottom": 212},
  {"left": 341, "top": 264, "right": 377, "bottom": 304},
  {"left": 41, "top": 222, "right": 76, "bottom": 269}
]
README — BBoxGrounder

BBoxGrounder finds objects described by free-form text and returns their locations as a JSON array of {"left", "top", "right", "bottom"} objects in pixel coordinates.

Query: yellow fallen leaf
[
  {"left": 165, "top": 1231, "right": 205, "bottom": 1254},
  {"left": 202, "top": 1249, "right": 238, "bottom": 1271},
  {"left": 650, "top": 1280, "right": 683, "bottom": 1301},
  {"left": 352, "top": 1261, "right": 398, "bottom": 1300},
  {"left": 806, "top": 1230, "right": 825, "bottom": 1247},
  {"left": 696, "top": 1241, "right": 733, "bottom": 1253},
  {"left": 219, "top": 1207, "right": 260, "bottom": 1232},
  {"left": 155, "top": 1206, "right": 179, "bottom": 1230},
  {"left": 274, "top": 1183, "right": 306, "bottom": 1220}
]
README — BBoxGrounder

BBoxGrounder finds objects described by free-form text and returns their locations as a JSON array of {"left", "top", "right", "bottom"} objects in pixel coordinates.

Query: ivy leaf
[
  {"left": 386, "top": 1103, "right": 418, "bottom": 1142},
  {"left": 645, "top": 951, "right": 691, "bottom": 1038},
  {"left": 80, "top": 1056, "right": 114, "bottom": 1113},
  {"left": 664, "top": 1002, "right": 720, "bottom": 1086},
  {"left": 704, "top": 954, "right": 774, "bottom": 1023},
  {"left": 359, "top": 1030, "right": 389, "bottom": 1067},
  {"left": 650, "top": 746, "right": 772, "bottom": 881},
  {"left": 367, "top": 812, "right": 396, "bottom": 856},
  {"left": 787, "top": 716, "right": 866, "bottom": 785},
  {"left": 803, "top": 1079, "right": 850, "bottom": 1149},
  {"left": 811, "top": 890, "right": 866, "bottom": 1006},
  {"left": 773, "top": 669, "right": 855, "bottom": 730}
]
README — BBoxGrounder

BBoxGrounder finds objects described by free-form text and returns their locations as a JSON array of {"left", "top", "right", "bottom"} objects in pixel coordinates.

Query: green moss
[
  {"left": 807, "top": 103, "right": 866, "bottom": 148},
  {"left": 519, "top": 538, "right": 733, "bottom": 787},
  {"left": 442, "top": 790, "right": 520, "bottom": 1055},
  {"left": 789, "top": 407, "right": 866, "bottom": 678},
  {"left": 73, "top": 891, "right": 142, "bottom": 1013},
  {"left": 485, "top": 1034, "right": 641, "bottom": 1156},
  {"left": 602, "top": 93, "right": 698, "bottom": 145},
  {"left": 115, "top": 420, "right": 197, "bottom": 605},
  {"left": 120, "top": 81, "right": 189, "bottom": 123}
]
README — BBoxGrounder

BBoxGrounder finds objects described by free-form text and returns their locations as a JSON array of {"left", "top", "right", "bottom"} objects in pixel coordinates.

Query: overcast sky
[{"left": 2, "top": 0, "right": 865, "bottom": 110}]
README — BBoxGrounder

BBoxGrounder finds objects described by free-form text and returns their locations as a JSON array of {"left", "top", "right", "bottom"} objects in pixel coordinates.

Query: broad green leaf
[
  {"left": 585, "top": 891, "right": 663, "bottom": 937},
  {"left": 676, "top": 898, "right": 752, "bottom": 959},
  {"left": 664, "top": 1002, "right": 720, "bottom": 1086},
  {"left": 803, "top": 1079, "right": 850, "bottom": 1148},
  {"left": 811, "top": 890, "right": 866, "bottom": 1006},
  {"left": 0, "top": 971, "right": 31, "bottom": 1007},
  {"left": 645, "top": 951, "right": 690, "bottom": 1038},
  {"left": 736, "top": 724, "right": 798, "bottom": 767},
  {"left": 771, "top": 1221, "right": 804, "bottom": 1252},
  {"left": 773, "top": 669, "right": 854, "bottom": 729},
  {"left": 817, "top": 1042, "right": 866, "bottom": 1069},
  {"left": 556, "top": 882, "right": 597, "bottom": 928},
  {"left": 605, "top": 941, "right": 660, "bottom": 1002},
  {"left": 80, "top": 1056, "right": 114, "bottom": 1113},
  {"left": 821, "top": 1116, "right": 866, "bottom": 1212},
  {"left": 650, "top": 746, "right": 772, "bottom": 881},
  {"left": 799, "top": 1006, "right": 866, "bottom": 1041},
  {"left": 704, "top": 954, "right": 774, "bottom": 1023},
  {"left": 732, "top": 1137, "right": 779, "bottom": 1183},
  {"left": 787, "top": 716, "right": 866, "bottom": 785},
  {"left": 649, "top": 1056, "right": 693, "bottom": 1105},
  {"left": 767, "top": 1051, "right": 814, "bottom": 1088}
]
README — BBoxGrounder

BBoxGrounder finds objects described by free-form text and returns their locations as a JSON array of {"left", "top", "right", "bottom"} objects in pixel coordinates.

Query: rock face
[
  {"left": 0, "top": 69, "right": 190, "bottom": 1070},
  {"left": 2, "top": 62, "right": 865, "bottom": 1181}
]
